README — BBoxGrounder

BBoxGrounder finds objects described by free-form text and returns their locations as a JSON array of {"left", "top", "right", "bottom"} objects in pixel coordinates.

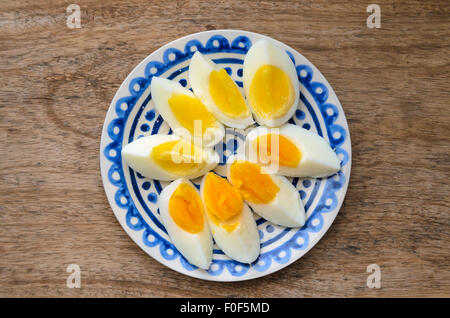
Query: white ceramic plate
[{"left": 100, "top": 30, "right": 351, "bottom": 281}]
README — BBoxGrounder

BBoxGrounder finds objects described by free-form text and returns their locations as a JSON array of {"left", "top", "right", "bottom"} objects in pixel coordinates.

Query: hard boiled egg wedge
[
  {"left": 121, "top": 134, "right": 218, "bottom": 181},
  {"left": 189, "top": 51, "right": 254, "bottom": 129},
  {"left": 246, "top": 124, "right": 341, "bottom": 178},
  {"left": 243, "top": 39, "right": 299, "bottom": 127},
  {"left": 150, "top": 76, "right": 225, "bottom": 147},
  {"left": 159, "top": 178, "right": 213, "bottom": 270},
  {"left": 226, "top": 156, "right": 305, "bottom": 228},
  {"left": 200, "top": 172, "right": 260, "bottom": 264}
]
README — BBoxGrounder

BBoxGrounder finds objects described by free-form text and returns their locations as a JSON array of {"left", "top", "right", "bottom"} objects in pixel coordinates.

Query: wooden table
[{"left": 1, "top": 0, "right": 449, "bottom": 297}]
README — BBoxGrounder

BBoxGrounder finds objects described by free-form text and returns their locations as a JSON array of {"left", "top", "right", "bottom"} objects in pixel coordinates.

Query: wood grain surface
[{"left": 0, "top": 0, "right": 449, "bottom": 298}]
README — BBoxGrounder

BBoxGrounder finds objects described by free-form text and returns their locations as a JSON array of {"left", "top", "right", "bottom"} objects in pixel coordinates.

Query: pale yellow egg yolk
[
  {"left": 169, "top": 183, "right": 204, "bottom": 234},
  {"left": 255, "top": 134, "right": 301, "bottom": 167},
  {"left": 151, "top": 140, "right": 205, "bottom": 175},
  {"left": 168, "top": 94, "right": 217, "bottom": 136},
  {"left": 249, "top": 65, "right": 295, "bottom": 119},
  {"left": 229, "top": 161, "right": 280, "bottom": 204},
  {"left": 203, "top": 172, "right": 242, "bottom": 232},
  {"left": 209, "top": 69, "right": 249, "bottom": 119}
]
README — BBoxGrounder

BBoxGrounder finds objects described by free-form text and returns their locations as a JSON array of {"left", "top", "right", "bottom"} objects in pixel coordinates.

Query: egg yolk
[
  {"left": 255, "top": 134, "right": 301, "bottom": 167},
  {"left": 249, "top": 65, "right": 295, "bottom": 119},
  {"left": 169, "top": 183, "right": 204, "bottom": 234},
  {"left": 168, "top": 94, "right": 217, "bottom": 136},
  {"left": 229, "top": 161, "right": 280, "bottom": 204},
  {"left": 203, "top": 172, "right": 242, "bottom": 232},
  {"left": 151, "top": 140, "right": 205, "bottom": 175},
  {"left": 209, "top": 69, "right": 249, "bottom": 119}
]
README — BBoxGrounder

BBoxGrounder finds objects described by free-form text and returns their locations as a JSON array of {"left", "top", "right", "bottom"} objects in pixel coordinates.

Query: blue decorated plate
[{"left": 100, "top": 30, "right": 351, "bottom": 281}]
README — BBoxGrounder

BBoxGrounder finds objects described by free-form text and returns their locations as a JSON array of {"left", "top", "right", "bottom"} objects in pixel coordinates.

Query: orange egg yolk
[
  {"left": 169, "top": 183, "right": 204, "bottom": 234},
  {"left": 203, "top": 172, "right": 242, "bottom": 232},
  {"left": 249, "top": 65, "right": 295, "bottom": 119},
  {"left": 151, "top": 140, "right": 205, "bottom": 175},
  {"left": 209, "top": 69, "right": 249, "bottom": 119},
  {"left": 255, "top": 133, "right": 301, "bottom": 167},
  {"left": 168, "top": 93, "right": 217, "bottom": 136},
  {"left": 229, "top": 161, "right": 280, "bottom": 204}
]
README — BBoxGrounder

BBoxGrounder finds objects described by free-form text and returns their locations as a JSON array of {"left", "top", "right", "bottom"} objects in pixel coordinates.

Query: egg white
[
  {"left": 226, "top": 155, "right": 305, "bottom": 228},
  {"left": 150, "top": 76, "right": 225, "bottom": 147},
  {"left": 121, "top": 134, "right": 219, "bottom": 181},
  {"left": 159, "top": 178, "right": 213, "bottom": 270},
  {"left": 199, "top": 173, "right": 260, "bottom": 264},
  {"left": 189, "top": 51, "right": 254, "bottom": 129},
  {"left": 246, "top": 124, "right": 341, "bottom": 178},
  {"left": 243, "top": 39, "right": 299, "bottom": 127}
]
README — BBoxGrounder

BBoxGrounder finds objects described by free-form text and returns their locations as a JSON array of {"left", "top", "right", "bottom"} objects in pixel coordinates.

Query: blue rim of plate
[{"left": 101, "top": 30, "right": 351, "bottom": 281}]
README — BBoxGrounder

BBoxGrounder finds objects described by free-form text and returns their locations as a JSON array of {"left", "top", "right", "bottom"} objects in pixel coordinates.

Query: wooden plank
[{"left": 0, "top": 0, "right": 448, "bottom": 297}]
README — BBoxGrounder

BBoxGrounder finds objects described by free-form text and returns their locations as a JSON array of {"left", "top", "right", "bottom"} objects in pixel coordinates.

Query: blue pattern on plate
[{"left": 103, "top": 34, "right": 348, "bottom": 276}]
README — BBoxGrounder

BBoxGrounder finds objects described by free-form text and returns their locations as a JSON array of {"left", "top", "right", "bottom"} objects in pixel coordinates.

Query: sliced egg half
[
  {"left": 121, "top": 134, "right": 218, "bottom": 181},
  {"left": 243, "top": 39, "right": 299, "bottom": 127},
  {"left": 226, "top": 156, "right": 305, "bottom": 228},
  {"left": 200, "top": 172, "right": 260, "bottom": 264},
  {"left": 189, "top": 51, "right": 254, "bottom": 129},
  {"left": 246, "top": 124, "right": 341, "bottom": 178},
  {"left": 150, "top": 76, "right": 225, "bottom": 147},
  {"left": 159, "top": 178, "right": 213, "bottom": 270}
]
